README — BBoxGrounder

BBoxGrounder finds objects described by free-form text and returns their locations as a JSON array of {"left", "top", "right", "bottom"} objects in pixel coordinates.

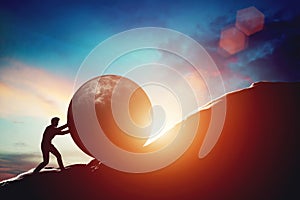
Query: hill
[{"left": 1, "top": 82, "right": 299, "bottom": 199}]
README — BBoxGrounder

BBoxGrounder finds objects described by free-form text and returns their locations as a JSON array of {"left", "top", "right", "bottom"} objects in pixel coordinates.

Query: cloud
[
  {"left": 193, "top": 10, "right": 300, "bottom": 91},
  {"left": 13, "top": 142, "right": 27, "bottom": 147},
  {"left": 0, "top": 153, "right": 37, "bottom": 181},
  {"left": 0, "top": 59, "right": 73, "bottom": 120},
  {"left": 155, "top": 30, "right": 251, "bottom": 98},
  {"left": 0, "top": 150, "right": 91, "bottom": 181},
  {"left": 231, "top": 14, "right": 300, "bottom": 82}
]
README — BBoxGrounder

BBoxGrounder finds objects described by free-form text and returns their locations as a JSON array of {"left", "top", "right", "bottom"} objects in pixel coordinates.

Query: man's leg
[
  {"left": 50, "top": 145, "right": 65, "bottom": 170},
  {"left": 34, "top": 147, "right": 49, "bottom": 173}
]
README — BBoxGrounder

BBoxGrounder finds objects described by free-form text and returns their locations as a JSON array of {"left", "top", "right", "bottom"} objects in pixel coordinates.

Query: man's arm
[
  {"left": 55, "top": 128, "right": 70, "bottom": 135},
  {"left": 56, "top": 123, "right": 70, "bottom": 135},
  {"left": 57, "top": 123, "right": 68, "bottom": 130},
  {"left": 58, "top": 129, "right": 70, "bottom": 135}
]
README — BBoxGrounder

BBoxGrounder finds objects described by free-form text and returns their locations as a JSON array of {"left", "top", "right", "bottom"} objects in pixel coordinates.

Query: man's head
[{"left": 51, "top": 117, "right": 60, "bottom": 127}]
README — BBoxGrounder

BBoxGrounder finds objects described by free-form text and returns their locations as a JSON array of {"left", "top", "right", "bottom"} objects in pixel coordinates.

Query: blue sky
[
  {"left": 0, "top": 0, "right": 299, "bottom": 180},
  {"left": 1, "top": 0, "right": 299, "bottom": 80}
]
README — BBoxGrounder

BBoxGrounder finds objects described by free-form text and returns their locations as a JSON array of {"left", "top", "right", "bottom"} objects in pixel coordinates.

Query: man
[{"left": 34, "top": 117, "right": 69, "bottom": 173}]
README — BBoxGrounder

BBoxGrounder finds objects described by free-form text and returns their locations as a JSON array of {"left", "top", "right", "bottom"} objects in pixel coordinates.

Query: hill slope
[{"left": 1, "top": 82, "right": 299, "bottom": 199}]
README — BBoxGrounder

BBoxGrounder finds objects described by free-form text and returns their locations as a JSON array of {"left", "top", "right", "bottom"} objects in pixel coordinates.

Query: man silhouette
[{"left": 34, "top": 117, "right": 69, "bottom": 173}]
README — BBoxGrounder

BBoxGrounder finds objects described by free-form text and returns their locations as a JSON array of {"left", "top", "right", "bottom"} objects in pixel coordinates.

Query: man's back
[{"left": 41, "top": 125, "right": 59, "bottom": 145}]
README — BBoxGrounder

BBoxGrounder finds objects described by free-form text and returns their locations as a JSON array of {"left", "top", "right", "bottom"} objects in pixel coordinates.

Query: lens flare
[{"left": 69, "top": 27, "right": 226, "bottom": 173}]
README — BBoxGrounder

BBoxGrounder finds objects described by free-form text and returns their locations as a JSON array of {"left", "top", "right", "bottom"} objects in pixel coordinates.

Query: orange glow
[
  {"left": 128, "top": 87, "right": 152, "bottom": 128},
  {"left": 95, "top": 76, "right": 180, "bottom": 153},
  {"left": 96, "top": 76, "right": 152, "bottom": 153},
  {"left": 82, "top": 83, "right": 300, "bottom": 199}
]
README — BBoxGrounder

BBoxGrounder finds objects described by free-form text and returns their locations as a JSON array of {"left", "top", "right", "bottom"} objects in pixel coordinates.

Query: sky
[{"left": 0, "top": 0, "right": 299, "bottom": 180}]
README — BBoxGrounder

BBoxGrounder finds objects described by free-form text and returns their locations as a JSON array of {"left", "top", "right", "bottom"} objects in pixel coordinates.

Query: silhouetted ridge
[{"left": 1, "top": 82, "right": 299, "bottom": 200}]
